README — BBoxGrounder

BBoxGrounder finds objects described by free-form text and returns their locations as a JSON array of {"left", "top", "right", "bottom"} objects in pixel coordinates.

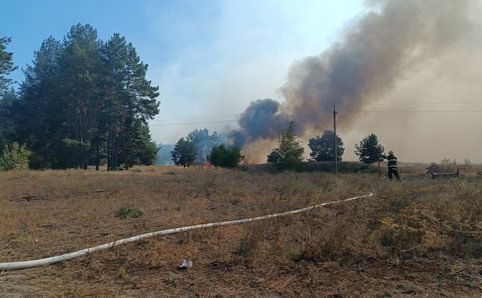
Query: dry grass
[{"left": 0, "top": 166, "right": 481, "bottom": 296}]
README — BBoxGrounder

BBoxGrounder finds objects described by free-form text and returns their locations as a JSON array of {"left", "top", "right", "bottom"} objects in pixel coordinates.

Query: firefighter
[{"left": 382, "top": 150, "right": 401, "bottom": 181}]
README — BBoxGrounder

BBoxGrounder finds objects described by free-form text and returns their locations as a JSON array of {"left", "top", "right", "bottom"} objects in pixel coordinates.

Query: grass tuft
[{"left": 115, "top": 207, "right": 144, "bottom": 219}]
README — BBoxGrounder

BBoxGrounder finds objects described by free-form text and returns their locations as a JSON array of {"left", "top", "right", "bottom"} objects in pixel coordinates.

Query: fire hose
[{"left": 0, "top": 193, "right": 373, "bottom": 271}]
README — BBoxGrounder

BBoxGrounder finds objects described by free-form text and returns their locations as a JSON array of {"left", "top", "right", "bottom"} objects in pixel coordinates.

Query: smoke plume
[
  {"left": 231, "top": 99, "right": 290, "bottom": 147},
  {"left": 232, "top": 0, "right": 473, "bottom": 149}
]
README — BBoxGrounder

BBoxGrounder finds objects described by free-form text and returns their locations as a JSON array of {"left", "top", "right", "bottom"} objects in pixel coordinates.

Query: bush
[
  {"left": 116, "top": 207, "right": 144, "bottom": 219},
  {"left": 378, "top": 217, "right": 423, "bottom": 250},
  {"left": 235, "top": 224, "right": 264, "bottom": 257},
  {"left": 0, "top": 142, "right": 31, "bottom": 171},
  {"left": 208, "top": 144, "right": 244, "bottom": 168}
]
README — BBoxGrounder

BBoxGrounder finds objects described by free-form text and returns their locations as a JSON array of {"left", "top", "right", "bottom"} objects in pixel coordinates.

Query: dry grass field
[{"left": 0, "top": 166, "right": 481, "bottom": 297}]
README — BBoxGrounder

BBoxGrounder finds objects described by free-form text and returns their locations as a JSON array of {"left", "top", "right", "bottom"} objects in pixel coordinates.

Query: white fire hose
[{"left": 0, "top": 193, "right": 373, "bottom": 271}]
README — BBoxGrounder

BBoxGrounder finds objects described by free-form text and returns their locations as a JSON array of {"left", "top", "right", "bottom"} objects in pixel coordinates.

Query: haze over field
[{"left": 2, "top": 0, "right": 482, "bottom": 163}]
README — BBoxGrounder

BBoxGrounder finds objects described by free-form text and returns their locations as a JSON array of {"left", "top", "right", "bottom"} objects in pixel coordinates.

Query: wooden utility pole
[{"left": 333, "top": 105, "right": 337, "bottom": 174}]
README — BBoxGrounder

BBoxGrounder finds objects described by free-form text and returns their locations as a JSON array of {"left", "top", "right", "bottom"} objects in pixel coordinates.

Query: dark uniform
[{"left": 382, "top": 152, "right": 401, "bottom": 181}]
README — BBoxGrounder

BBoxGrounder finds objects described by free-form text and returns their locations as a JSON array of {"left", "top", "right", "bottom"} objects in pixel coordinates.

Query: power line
[
  {"left": 150, "top": 119, "right": 239, "bottom": 126},
  {"left": 364, "top": 110, "right": 482, "bottom": 113},
  {"left": 372, "top": 101, "right": 482, "bottom": 104},
  {"left": 150, "top": 113, "right": 241, "bottom": 122},
  {"left": 148, "top": 108, "right": 482, "bottom": 124},
  {"left": 375, "top": 103, "right": 482, "bottom": 105},
  {"left": 147, "top": 110, "right": 482, "bottom": 128},
  {"left": 358, "top": 126, "right": 482, "bottom": 130},
  {"left": 149, "top": 119, "right": 482, "bottom": 131},
  {"left": 149, "top": 110, "right": 482, "bottom": 125}
]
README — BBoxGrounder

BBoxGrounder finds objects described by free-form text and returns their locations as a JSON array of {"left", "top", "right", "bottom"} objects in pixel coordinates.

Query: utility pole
[{"left": 333, "top": 104, "right": 337, "bottom": 174}]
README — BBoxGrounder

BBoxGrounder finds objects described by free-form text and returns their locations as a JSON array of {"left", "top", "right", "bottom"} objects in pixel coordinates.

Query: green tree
[
  {"left": 0, "top": 142, "right": 31, "bottom": 171},
  {"left": 0, "top": 37, "right": 16, "bottom": 93},
  {"left": 17, "top": 27, "right": 101, "bottom": 169},
  {"left": 171, "top": 138, "right": 197, "bottom": 167},
  {"left": 187, "top": 128, "right": 223, "bottom": 163},
  {"left": 16, "top": 37, "right": 63, "bottom": 169},
  {"left": 208, "top": 144, "right": 244, "bottom": 168},
  {"left": 100, "top": 33, "right": 159, "bottom": 170},
  {"left": 354, "top": 133, "right": 384, "bottom": 164},
  {"left": 0, "top": 89, "right": 17, "bottom": 149},
  {"left": 267, "top": 122, "right": 304, "bottom": 171},
  {"left": 0, "top": 37, "right": 18, "bottom": 151},
  {"left": 308, "top": 130, "right": 344, "bottom": 162},
  {"left": 57, "top": 24, "right": 102, "bottom": 169},
  {"left": 12, "top": 24, "right": 160, "bottom": 170},
  {"left": 120, "top": 122, "right": 158, "bottom": 168}
]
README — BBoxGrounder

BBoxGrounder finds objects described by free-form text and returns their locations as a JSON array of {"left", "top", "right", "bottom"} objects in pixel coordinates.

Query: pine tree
[
  {"left": 0, "top": 89, "right": 17, "bottom": 150},
  {"left": 119, "top": 121, "right": 158, "bottom": 168},
  {"left": 16, "top": 37, "right": 63, "bottom": 168},
  {"left": 12, "top": 24, "right": 160, "bottom": 170},
  {"left": 100, "top": 33, "right": 159, "bottom": 170},
  {"left": 57, "top": 24, "right": 101, "bottom": 169},
  {"left": 267, "top": 122, "right": 304, "bottom": 171},
  {"left": 0, "top": 37, "right": 17, "bottom": 152},
  {"left": 0, "top": 37, "right": 16, "bottom": 93},
  {"left": 354, "top": 133, "right": 384, "bottom": 164}
]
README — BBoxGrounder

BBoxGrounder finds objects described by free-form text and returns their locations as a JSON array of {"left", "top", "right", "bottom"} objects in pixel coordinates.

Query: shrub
[
  {"left": 0, "top": 142, "right": 31, "bottom": 171},
  {"left": 116, "top": 207, "right": 144, "bottom": 219},
  {"left": 378, "top": 217, "right": 423, "bottom": 250},
  {"left": 208, "top": 144, "right": 244, "bottom": 168},
  {"left": 235, "top": 224, "right": 264, "bottom": 257},
  {"left": 449, "top": 231, "right": 482, "bottom": 258}
]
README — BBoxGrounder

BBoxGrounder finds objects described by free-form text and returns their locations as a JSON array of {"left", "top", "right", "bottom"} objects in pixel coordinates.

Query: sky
[
  {"left": 1, "top": 0, "right": 481, "bottom": 163},
  {"left": 1, "top": 0, "right": 364, "bottom": 137}
]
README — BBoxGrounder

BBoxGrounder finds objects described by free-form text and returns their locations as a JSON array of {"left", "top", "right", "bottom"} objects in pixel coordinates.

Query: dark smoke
[
  {"left": 231, "top": 99, "right": 289, "bottom": 147},
  {"left": 232, "top": 0, "right": 472, "bottom": 148}
]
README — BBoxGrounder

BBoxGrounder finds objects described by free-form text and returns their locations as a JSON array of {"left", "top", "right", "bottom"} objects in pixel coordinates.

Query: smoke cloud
[
  {"left": 231, "top": 99, "right": 290, "bottom": 147},
  {"left": 232, "top": 0, "right": 474, "bottom": 150}
]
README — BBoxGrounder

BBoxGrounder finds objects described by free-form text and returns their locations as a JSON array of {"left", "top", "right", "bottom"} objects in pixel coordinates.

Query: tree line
[
  {"left": 1, "top": 25, "right": 385, "bottom": 172},
  {"left": 170, "top": 123, "right": 385, "bottom": 171},
  {"left": 266, "top": 122, "right": 385, "bottom": 171},
  {"left": 0, "top": 24, "right": 159, "bottom": 170},
  {"left": 170, "top": 128, "right": 244, "bottom": 169}
]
